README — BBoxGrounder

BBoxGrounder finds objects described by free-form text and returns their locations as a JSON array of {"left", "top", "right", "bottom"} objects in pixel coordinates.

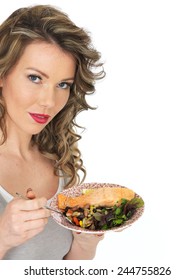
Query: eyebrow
[{"left": 26, "top": 67, "right": 75, "bottom": 81}]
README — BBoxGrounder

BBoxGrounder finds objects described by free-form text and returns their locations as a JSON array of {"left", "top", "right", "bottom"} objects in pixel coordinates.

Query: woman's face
[{"left": 0, "top": 41, "right": 76, "bottom": 136}]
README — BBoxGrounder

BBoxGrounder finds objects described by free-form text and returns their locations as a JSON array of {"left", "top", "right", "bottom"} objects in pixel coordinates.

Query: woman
[{"left": 0, "top": 5, "right": 105, "bottom": 260}]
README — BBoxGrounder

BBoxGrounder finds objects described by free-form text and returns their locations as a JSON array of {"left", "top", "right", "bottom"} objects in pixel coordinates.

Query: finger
[
  {"left": 19, "top": 197, "right": 47, "bottom": 211},
  {"left": 24, "top": 217, "right": 48, "bottom": 231},
  {"left": 22, "top": 224, "right": 47, "bottom": 241},
  {"left": 73, "top": 232, "right": 104, "bottom": 240},
  {"left": 26, "top": 226, "right": 46, "bottom": 239},
  {"left": 26, "top": 188, "right": 36, "bottom": 199},
  {"left": 94, "top": 234, "right": 104, "bottom": 241},
  {"left": 24, "top": 208, "right": 51, "bottom": 221}
]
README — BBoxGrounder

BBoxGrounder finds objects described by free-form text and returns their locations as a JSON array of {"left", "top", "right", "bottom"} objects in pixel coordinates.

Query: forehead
[{"left": 14, "top": 41, "right": 76, "bottom": 77}]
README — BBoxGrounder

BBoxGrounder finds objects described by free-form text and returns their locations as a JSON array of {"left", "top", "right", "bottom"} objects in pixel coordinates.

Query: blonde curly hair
[{"left": 0, "top": 5, "right": 105, "bottom": 187}]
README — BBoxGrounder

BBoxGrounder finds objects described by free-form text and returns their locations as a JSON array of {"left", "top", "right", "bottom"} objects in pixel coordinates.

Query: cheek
[
  {"left": 2, "top": 79, "right": 34, "bottom": 107},
  {"left": 55, "top": 92, "right": 70, "bottom": 113},
  {"left": 3, "top": 89, "right": 35, "bottom": 109}
]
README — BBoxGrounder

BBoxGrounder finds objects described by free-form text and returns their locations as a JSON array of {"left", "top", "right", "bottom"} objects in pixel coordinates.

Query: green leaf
[
  {"left": 101, "top": 224, "right": 109, "bottom": 230},
  {"left": 129, "top": 197, "right": 144, "bottom": 208},
  {"left": 126, "top": 211, "right": 133, "bottom": 218},
  {"left": 115, "top": 207, "right": 122, "bottom": 215},
  {"left": 93, "top": 212, "right": 103, "bottom": 221},
  {"left": 121, "top": 198, "right": 128, "bottom": 205},
  {"left": 112, "top": 219, "right": 124, "bottom": 226}
]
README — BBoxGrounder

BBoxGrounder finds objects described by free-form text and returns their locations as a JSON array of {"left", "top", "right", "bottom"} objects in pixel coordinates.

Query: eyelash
[
  {"left": 58, "top": 81, "right": 73, "bottom": 90},
  {"left": 28, "top": 74, "right": 41, "bottom": 83},
  {"left": 28, "top": 75, "right": 73, "bottom": 90}
]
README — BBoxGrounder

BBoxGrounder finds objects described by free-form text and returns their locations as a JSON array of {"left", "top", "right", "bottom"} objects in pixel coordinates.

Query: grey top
[{"left": 0, "top": 179, "right": 73, "bottom": 260}]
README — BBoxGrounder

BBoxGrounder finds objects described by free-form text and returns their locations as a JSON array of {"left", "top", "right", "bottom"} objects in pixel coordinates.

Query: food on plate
[
  {"left": 57, "top": 187, "right": 144, "bottom": 230},
  {"left": 62, "top": 197, "right": 144, "bottom": 230},
  {"left": 57, "top": 187, "right": 135, "bottom": 209}
]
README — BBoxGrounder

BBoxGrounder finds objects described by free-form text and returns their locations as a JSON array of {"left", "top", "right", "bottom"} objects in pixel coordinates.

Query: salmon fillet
[{"left": 57, "top": 187, "right": 135, "bottom": 209}]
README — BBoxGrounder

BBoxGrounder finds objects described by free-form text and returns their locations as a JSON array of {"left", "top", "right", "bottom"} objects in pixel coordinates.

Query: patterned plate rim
[{"left": 49, "top": 183, "right": 145, "bottom": 234}]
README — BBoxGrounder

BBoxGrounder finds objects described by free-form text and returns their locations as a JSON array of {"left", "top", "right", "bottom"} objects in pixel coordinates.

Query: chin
[
  {"left": 31, "top": 127, "right": 47, "bottom": 136},
  {"left": 27, "top": 124, "right": 48, "bottom": 136}
]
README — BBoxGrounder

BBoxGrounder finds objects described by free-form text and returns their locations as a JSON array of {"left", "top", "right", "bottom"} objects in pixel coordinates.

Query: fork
[{"left": 15, "top": 192, "right": 73, "bottom": 224}]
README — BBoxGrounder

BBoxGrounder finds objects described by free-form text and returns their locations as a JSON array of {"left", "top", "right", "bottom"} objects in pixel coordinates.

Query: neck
[{"left": 0, "top": 128, "right": 35, "bottom": 160}]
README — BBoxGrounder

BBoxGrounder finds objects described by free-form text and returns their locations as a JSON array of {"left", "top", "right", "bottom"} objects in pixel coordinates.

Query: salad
[{"left": 63, "top": 197, "right": 144, "bottom": 230}]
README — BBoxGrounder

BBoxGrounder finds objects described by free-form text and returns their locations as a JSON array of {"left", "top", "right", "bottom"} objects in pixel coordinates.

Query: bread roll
[{"left": 57, "top": 187, "right": 135, "bottom": 209}]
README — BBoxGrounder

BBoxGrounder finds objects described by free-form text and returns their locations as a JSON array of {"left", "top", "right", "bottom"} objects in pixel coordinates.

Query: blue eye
[
  {"left": 28, "top": 75, "right": 41, "bottom": 83},
  {"left": 58, "top": 81, "right": 72, "bottom": 90}
]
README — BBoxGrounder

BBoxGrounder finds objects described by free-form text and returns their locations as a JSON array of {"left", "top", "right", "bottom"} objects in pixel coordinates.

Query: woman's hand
[
  {"left": 0, "top": 189, "right": 50, "bottom": 258},
  {"left": 64, "top": 231, "right": 104, "bottom": 260}
]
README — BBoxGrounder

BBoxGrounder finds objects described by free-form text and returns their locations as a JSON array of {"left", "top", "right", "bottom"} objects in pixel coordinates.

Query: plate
[{"left": 49, "top": 183, "right": 145, "bottom": 234}]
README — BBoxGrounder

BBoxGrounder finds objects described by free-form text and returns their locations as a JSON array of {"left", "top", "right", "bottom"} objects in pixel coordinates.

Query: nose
[{"left": 38, "top": 84, "right": 55, "bottom": 108}]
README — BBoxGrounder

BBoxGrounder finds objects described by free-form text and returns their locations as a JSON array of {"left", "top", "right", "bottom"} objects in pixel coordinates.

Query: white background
[{"left": 0, "top": 0, "right": 194, "bottom": 278}]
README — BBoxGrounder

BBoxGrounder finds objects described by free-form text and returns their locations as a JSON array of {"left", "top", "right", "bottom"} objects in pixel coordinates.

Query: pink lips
[{"left": 29, "top": 113, "right": 50, "bottom": 124}]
